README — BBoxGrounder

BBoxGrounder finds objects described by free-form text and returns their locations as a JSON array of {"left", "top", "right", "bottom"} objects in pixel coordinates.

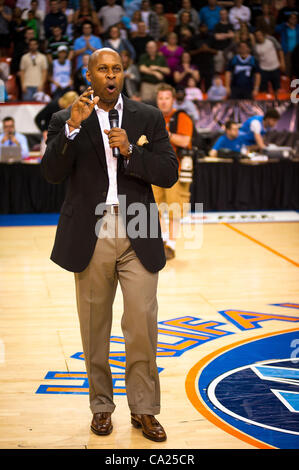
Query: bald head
[{"left": 88, "top": 48, "right": 121, "bottom": 71}]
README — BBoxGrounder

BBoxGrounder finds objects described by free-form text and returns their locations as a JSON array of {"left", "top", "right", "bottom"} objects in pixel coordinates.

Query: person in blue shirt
[
  {"left": 225, "top": 41, "right": 261, "bottom": 99},
  {"left": 73, "top": 21, "right": 103, "bottom": 69},
  {"left": 0, "top": 116, "right": 29, "bottom": 159},
  {"left": 209, "top": 120, "right": 244, "bottom": 157},
  {"left": 199, "top": 0, "right": 222, "bottom": 32},
  {"left": 239, "top": 108, "right": 280, "bottom": 150}
]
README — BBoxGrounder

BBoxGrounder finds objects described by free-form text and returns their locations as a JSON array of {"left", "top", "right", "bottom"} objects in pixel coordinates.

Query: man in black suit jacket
[{"left": 41, "top": 48, "right": 178, "bottom": 442}]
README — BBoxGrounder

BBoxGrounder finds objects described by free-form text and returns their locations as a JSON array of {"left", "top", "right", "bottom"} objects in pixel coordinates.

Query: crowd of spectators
[{"left": 0, "top": 0, "right": 298, "bottom": 105}]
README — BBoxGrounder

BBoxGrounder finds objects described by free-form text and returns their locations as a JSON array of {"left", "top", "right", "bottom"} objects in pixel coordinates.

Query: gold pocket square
[{"left": 136, "top": 135, "right": 149, "bottom": 146}]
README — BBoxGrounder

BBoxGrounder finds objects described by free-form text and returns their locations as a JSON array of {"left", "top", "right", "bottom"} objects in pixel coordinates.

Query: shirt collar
[{"left": 95, "top": 93, "right": 123, "bottom": 113}]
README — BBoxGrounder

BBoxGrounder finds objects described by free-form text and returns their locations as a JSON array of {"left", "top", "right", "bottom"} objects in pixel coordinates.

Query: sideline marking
[{"left": 222, "top": 223, "right": 299, "bottom": 267}]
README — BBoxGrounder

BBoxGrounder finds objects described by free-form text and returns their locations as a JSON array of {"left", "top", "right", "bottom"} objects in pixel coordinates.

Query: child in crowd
[{"left": 207, "top": 75, "right": 227, "bottom": 101}]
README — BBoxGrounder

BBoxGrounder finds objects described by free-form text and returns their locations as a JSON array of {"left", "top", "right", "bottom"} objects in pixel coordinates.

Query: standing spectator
[
  {"left": 44, "top": 0, "right": 67, "bottom": 39},
  {"left": 225, "top": 41, "right": 260, "bottom": 99},
  {"left": 73, "top": 20, "right": 102, "bottom": 69},
  {"left": 73, "top": 0, "right": 99, "bottom": 36},
  {"left": 104, "top": 24, "right": 136, "bottom": 60},
  {"left": 229, "top": 0, "right": 251, "bottom": 31},
  {"left": 19, "top": 37, "right": 48, "bottom": 100},
  {"left": 207, "top": 74, "right": 227, "bottom": 101},
  {"left": 175, "top": 10, "right": 196, "bottom": 36},
  {"left": 255, "top": 3, "right": 276, "bottom": 36},
  {"left": 22, "top": 0, "right": 45, "bottom": 39},
  {"left": 49, "top": 45, "right": 72, "bottom": 98},
  {"left": 120, "top": 49, "right": 140, "bottom": 98},
  {"left": 97, "top": 0, "right": 125, "bottom": 34},
  {"left": 254, "top": 29, "right": 285, "bottom": 97},
  {"left": 213, "top": 8, "right": 234, "bottom": 73},
  {"left": 185, "top": 76, "right": 203, "bottom": 102},
  {"left": 46, "top": 24, "right": 73, "bottom": 63},
  {"left": 123, "top": 0, "right": 142, "bottom": 19},
  {"left": 189, "top": 23, "right": 217, "bottom": 92},
  {"left": 0, "top": 116, "right": 29, "bottom": 159},
  {"left": 60, "top": 0, "right": 74, "bottom": 40},
  {"left": 174, "top": 86, "right": 199, "bottom": 123},
  {"left": 276, "top": 0, "right": 299, "bottom": 24},
  {"left": 275, "top": 13, "right": 299, "bottom": 75},
  {"left": 0, "top": 0, "right": 12, "bottom": 52},
  {"left": 130, "top": 21, "right": 152, "bottom": 61},
  {"left": 138, "top": 40, "right": 170, "bottom": 102},
  {"left": 140, "top": 0, "right": 160, "bottom": 41},
  {"left": 74, "top": 52, "right": 90, "bottom": 94},
  {"left": 174, "top": 24, "right": 193, "bottom": 51},
  {"left": 177, "top": 0, "right": 200, "bottom": 32},
  {"left": 159, "top": 32, "right": 184, "bottom": 79},
  {"left": 199, "top": 0, "right": 222, "bottom": 32},
  {"left": 153, "top": 3, "right": 168, "bottom": 41},
  {"left": 10, "top": 7, "right": 27, "bottom": 45},
  {"left": 173, "top": 51, "right": 200, "bottom": 87},
  {"left": 129, "top": 9, "right": 142, "bottom": 37},
  {"left": 11, "top": 26, "right": 36, "bottom": 78}
]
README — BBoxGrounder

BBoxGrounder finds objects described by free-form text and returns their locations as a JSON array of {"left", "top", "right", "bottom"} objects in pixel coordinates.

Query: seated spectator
[
  {"left": 121, "top": 49, "right": 140, "bottom": 98},
  {"left": 60, "top": 0, "right": 74, "bottom": 39},
  {"left": 255, "top": 2, "right": 276, "bottom": 36},
  {"left": 199, "top": 0, "right": 222, "bottom": 32},
  {"left": 225, "top": 41, "right": 260, "bottom": 99},
  {"left": 20, "top": 37, "right": 48, "bottom": 100},
  {"left": 73, "top": 20, "right": 102, "bottom": 69},
  {"left": 213, "top": 8, "right": 234, "bottom": 73},
  {"left": 239, "top": 108, "right": 280, "bottom": 150},
  {"left": 209, "top": 120, "right": 243, "bottom": 157},
  {"left": 177, "top": 0, "right": 200, "bottom": 31},
  {"left": 138, "top": 40, "right": 170, "bottom": 102},
  {"left": 0, "top": 116, "right": 29, "bottom": 159},
  {"left": 174, "top": 86, "right": 199, "bottom": 123},
  {"left": 129, "top": 9, "right": 142, "bottom": 37},
  {"left": 73, "top": 0, "right": 99, "bottom": 37},
  {"left": 130, "top": 21, "right": 153, "bottom": 61},
  {"left": 185, "top": 76, "right": 203, "bottom": 102},
  {"left": 229, "top": 0, "right": 251, "bottom": 31},
  {"left": 140, "top": 0, "right": 160, "bottom": 41},
  {"left": 104, "top": 24, "right": 136, "bottom": 60},
  {"left": 189, "top": 23, "right": 217, "bottom": 92},
  {"left": 49, "top": 45, "right": 72, "bottom": 98},
  {"left": 97, "top": 0, "right": 125, "bottom": 35},
  {"left": 276, "top": 0, "right": 299, "bottom": 24},
  {"left": 254, "top": 29, "right": 285, "bottom": 98},
  {"left": 0, "top": 0, "right": 12, "bottom": 53},
  {"left": 74, "top": 52, "right": 90, "bottom": 94},
  {"left": 174, "top": 24, "right": 193, "bottom": 51},
  {"left": 47, "top": 25, "right": 73, "bottom": 63},
  {"left": 159, "top": 32, "right": 184, "bottom": 79},
  {"left": 173, "top": 51, "right": 200, "bottom": 87},
  {"left": 174, "top": 10, "right": 196, "bottom": 37},
  {"left": 154, "top": 3, "right": 168, "bottom": 41},
  {"left": 207, "top": 74, "right": 227, "bottom": 101},
  {"left": 44, "top": 0, "right": 67, "bottom": 39},
  {"left": 275, "top": 13, "right": 299, "bottom": 75}
]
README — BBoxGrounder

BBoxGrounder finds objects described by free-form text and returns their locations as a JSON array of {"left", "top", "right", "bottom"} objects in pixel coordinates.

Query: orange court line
[
  {"left": 185, "top": 327, "right": 299, "bottom": 449},
  {"left": 222, "top": 223, "right": 299, "bottom": 267}
]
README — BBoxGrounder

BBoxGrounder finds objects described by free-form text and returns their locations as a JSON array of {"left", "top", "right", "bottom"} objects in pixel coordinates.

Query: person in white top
[
  {"left": 229, "top": 0, "right": 251, "bottom": 30},
  {"left": 97, "top": 0, "right": 125, "bottom": 33}
]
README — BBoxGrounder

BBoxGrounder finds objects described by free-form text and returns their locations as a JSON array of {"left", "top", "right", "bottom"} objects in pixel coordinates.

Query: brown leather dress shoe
[
  {"left": 131, "top": 414, "right": 167, "bottom": 442},
  {"left": 91, "top": 412, "right": 113, "bottom": 436}
]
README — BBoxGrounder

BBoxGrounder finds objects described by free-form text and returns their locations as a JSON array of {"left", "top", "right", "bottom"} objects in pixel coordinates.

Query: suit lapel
[
  {"left": 121, "top": 95, "right": 137, "bottom": 144},
  {"left": 82, "top": 109, "right": 107, "bottom": 174}
]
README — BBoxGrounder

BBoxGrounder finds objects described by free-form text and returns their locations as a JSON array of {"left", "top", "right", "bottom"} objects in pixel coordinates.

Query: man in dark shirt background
[
  {"left": 44, "top": 0, "right": 67, "bottom": 39},
  {"left": 189, "top": 23, "right": 217, "bottom": 92}
]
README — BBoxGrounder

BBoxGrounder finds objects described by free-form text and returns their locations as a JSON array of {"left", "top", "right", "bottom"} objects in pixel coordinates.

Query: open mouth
[{"left": 106, "top": 84, "right": 116, "bottom": 94}]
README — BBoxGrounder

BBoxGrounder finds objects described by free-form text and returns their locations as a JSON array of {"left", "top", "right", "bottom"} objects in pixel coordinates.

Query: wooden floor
[{"left": 0, "top": 219, "right": 298, "bottom": 449}]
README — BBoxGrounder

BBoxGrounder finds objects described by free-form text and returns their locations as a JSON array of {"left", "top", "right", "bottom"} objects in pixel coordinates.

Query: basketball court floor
[{"left": 0, "top": 212, "right": 298, "bottom": 449}]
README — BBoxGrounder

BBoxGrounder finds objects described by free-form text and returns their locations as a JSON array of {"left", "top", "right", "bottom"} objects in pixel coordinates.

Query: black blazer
[{"left": 41, "top": 94, "right": 178, "bottom": 273}]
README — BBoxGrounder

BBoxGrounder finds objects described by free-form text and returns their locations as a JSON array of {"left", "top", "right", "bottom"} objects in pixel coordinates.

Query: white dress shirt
[{"left": 65, "top": 94, "right": 123, "bottom": 205}]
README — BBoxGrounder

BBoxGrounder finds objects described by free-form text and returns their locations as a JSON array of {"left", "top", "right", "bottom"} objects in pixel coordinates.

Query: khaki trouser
[{"left": 74, "top": 210, "right": 160, "bottom": 415}]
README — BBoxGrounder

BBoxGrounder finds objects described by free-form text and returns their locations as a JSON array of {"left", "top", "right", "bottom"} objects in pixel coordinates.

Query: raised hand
[{"left": 68, "top": 87, "right": 99, "bottom": 129}]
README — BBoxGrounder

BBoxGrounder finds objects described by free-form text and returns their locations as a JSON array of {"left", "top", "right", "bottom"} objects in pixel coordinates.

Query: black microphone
[{"left": 108, "top": 108, "right": 120, "bottom": 158}]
